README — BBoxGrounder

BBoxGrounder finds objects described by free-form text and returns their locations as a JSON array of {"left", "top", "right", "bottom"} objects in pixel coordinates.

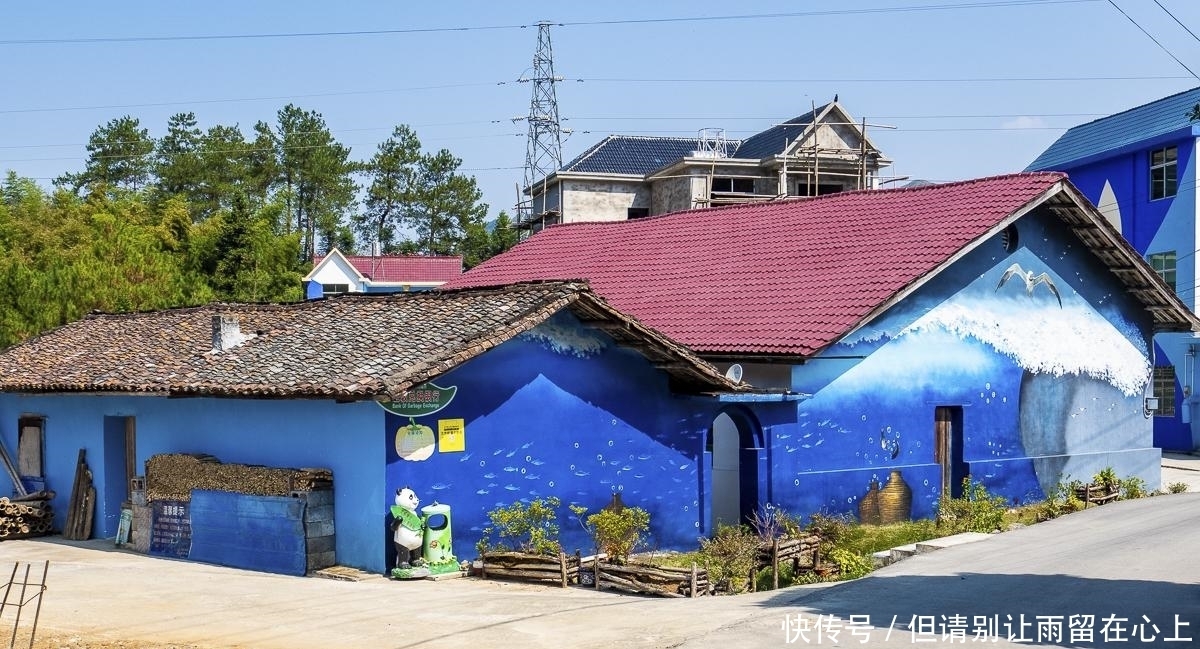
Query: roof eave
[{"left": 527, "top": 171, "right": 645, "bottom": 194}]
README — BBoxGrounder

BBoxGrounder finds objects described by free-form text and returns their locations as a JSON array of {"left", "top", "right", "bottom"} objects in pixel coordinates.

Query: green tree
[
  {"left": 401, "top": 149, "right": 488, "bottom": 255},
  {"left": 57, "top": 116, "right": 155, "bottom": 193},
  {"left": 196, "top": 124, "right": 257, "bottom": 219},
  {"left": 154, "top": 112, "right": 204, "bottom": 204},
  {"left": 206, "top": 194, "right": 303, "bottom": 302},
  {"left": 259, "top": 105, "right": 358, "bottom": 261},
  {"left": 357, "top": 125, "right": 422, "bottom": 252}
]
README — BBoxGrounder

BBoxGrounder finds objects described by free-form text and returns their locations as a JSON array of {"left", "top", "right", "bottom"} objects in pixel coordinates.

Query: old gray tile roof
[{"left": 0, "top": 282, "right": 741, "bottom": 400}]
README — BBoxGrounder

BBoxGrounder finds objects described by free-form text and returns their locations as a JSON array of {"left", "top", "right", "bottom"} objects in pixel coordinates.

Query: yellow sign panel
[{"left": 438, "top": 419, "right": 465, "bottom": 453}]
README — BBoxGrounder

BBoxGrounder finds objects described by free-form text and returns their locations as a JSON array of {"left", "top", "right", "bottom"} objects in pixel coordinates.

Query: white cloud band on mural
[{"left": 902, "top": 297, "right": 1149, "bottom": 396}]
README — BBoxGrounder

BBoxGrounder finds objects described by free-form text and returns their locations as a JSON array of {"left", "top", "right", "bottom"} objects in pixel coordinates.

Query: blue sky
[{"left": 4, "top": 0, "right": 1200, "bottom": 220}]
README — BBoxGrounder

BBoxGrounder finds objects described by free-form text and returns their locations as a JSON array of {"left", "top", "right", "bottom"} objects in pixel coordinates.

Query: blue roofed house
[
  {"left": 521, "top": 100, "right": 892, "bottom": 233},
  {"left": 1027, "top": 87, "right": 1200, "bottom": 451}
]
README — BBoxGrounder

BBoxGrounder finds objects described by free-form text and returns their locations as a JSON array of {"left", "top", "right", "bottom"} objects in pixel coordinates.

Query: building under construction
[{"left": 517, "top": 100, "right": 893, "bottom": 233}]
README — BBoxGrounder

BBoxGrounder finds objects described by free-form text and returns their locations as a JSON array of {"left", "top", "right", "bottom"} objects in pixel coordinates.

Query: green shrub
[
  {"left": 1167, "top": 481, "right": 1189, "bottom": 494},
  {"left": 477, "top": 496, "right": 562, "bottom": 556},
  {"left": 1036, "top": 479, "right": 1086, "bottom": 521},
  {"left": 827, "top": 547, "right": 874, "bottom": 580},
  {"left": 937, "top": 477, "right": 1006, "bottom": 533},
  {"left": 698, "top": 524, "right": 760, "bottom": 594},
  {"left": 1092, "top": 467, "right": 1120, "bottom": 494},
  {"left": 1119, "top": 476, "right": 1148, "bottom": 500},
  {"left": 581, "top": 505, "right": 650, "bottom": 564},
  {"left": 804, "top": 512, "right": 856, "bottom": 547}
]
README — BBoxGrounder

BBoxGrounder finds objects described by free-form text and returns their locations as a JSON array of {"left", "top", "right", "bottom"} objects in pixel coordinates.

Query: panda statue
[{"left": 390, "top": 487, "right": 425, "bottom": 570}]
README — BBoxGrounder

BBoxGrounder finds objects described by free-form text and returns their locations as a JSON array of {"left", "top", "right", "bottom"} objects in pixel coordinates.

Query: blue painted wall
[
  {"left": 1049, "top": 134, "right": 1199, "bottom": 450},
  {"left": 384, "top": 311, "right": 723, "bottom": 563},
  {"left": 770, "top": 205, "right": 1159, "bottom": 520},
  {"left": 0, "top": 394, "right": 385, "bottom": 572},
  {"left": 304, "top": 280, "right": 323, "bottom": 300}
]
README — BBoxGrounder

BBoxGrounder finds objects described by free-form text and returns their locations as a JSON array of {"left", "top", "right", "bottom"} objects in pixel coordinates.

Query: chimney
[{"left": 212, "top": 315, "right": 246, "bottom": 353}]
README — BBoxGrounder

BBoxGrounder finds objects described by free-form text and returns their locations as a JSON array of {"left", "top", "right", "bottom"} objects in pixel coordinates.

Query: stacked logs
[
  {"left": 0, "top": 492, "right": 55, "bottom": 540},
  {"left": 591, "top": 561, "right": 710, "bottom": 598},
  {"left": 478, "top": 551, "right": 711, "bottom": 597},
  {"left": 146, "top": 454, "right": 333, "bottom": 502},
  {"left": 480, "top": 551, "right": 580, "bottom": 587}
]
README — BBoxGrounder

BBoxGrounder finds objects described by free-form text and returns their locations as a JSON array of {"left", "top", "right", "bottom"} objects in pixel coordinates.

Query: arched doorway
[{"left": 706, "top": 408, "right": 762, "bottom": 532}]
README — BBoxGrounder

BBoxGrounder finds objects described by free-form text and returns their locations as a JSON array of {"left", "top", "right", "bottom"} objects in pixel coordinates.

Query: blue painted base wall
[{"left": 0, "top": 394, "right": 385, "bottom": 573}]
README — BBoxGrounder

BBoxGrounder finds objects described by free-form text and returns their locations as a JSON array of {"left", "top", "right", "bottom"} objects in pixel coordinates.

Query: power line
[
  {"left": 557, "top": 0, "right": 1098, "bottom": 26},
  {"left": 0, "top": 134, "right": 525, "bottom": 165},
  {"left": 1107, "top": 0, "right": 1200, "bottom": 81},
  {"left": 0, "top": 82, "right": 514, "bottom": 115},
  {"left": 0, "top": 74, "right": 1188, "bottom": 118},
  {"left": 0, "top": 1, "right": 1098, "bottom": 46},
  {"left": 1154, "top": 0, "right": 1200, "bottom": 46},
  {"left": 580, "top": 75, "right": 1195, "bottom": 84}
]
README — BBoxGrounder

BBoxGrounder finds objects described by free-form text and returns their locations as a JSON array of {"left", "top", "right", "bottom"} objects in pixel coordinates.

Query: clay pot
[
  {"left": 878, "top": 470, "right": 912, "bottom": 524},
  {"left": 858, "top": 479, "right": 881, "bottom": 525}
]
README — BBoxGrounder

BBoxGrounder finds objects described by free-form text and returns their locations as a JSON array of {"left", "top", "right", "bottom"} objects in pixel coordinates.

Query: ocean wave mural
[{"left": 782, "top": 249, "right": 1152, "bottom": 511}]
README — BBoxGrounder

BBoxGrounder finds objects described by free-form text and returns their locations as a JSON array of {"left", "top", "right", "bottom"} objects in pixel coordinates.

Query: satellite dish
[{"left": 725, "top": 364, "right": 743, "bottom": 384}]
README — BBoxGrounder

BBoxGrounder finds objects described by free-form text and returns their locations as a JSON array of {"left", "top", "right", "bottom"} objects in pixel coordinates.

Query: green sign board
[{"left": 378, "top": 383, "right": 457, "bottom": 418}]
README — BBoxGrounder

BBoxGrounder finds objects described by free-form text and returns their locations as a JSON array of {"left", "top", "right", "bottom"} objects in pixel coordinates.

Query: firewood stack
[
  {"left": 146, "top": 454, "right": 333, "bottom": 502},
  {"left": 0, "top": 492, "right": 54, "bottom": 539}
]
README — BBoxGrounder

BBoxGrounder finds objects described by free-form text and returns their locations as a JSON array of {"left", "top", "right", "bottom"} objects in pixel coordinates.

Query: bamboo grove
[{"left": 0, "top": 105, "right": 517, "bottom": 348}]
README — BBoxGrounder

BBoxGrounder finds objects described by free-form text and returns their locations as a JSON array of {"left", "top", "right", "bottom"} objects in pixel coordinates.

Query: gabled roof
[
  {"left": 731, "top": 105, "right": 821, "bottom": 160},
  {"left": 552, "top": 102, "right": 882, "bottom": 182},
  {"left": 561, "top": 136, "right": 725, "bottom": 176},
  {"left": 306, "top": 249, "right": 462, "bottom": 284},
  {"left": 448, "top": 173, "right": 1198, "bottom": 357},
  {"left": 0, "top": 283, "right": 741, "bottom": 399},
  {"left": 1027, "top": 86, "right": 1200, "bottom": 171}
]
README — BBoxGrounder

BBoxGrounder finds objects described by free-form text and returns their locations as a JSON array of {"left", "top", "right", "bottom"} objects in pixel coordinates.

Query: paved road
[
  {"left": 683, "top": 493, "right": 1200, "bottom": 648},
  {"left": 0, "top": 494, "right": 1196, "bottom": 648}
]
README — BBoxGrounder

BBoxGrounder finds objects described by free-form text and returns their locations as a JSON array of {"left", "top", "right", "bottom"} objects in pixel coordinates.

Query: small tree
[
  {"left": 571, "top": 497, "right": 650, "bottom": 565},
  {"left": 698, "top": 524, "right": 759, "bottom": 594},
  {"left": 477, "top": 496, "right": 562, "bottom": 556}
]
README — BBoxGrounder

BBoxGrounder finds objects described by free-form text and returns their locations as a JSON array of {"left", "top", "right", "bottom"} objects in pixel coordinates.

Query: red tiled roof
[
  {"left": 314, "top": 254, "right": 463, "bottom": 283},
  {"left": 446, "top": 173, "right": 1068, "bottom": 356}
]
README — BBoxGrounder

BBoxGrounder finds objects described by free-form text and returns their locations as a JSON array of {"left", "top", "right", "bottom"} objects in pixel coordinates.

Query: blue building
[
  {"left": 1028, "top": 87, "right": 1200, "bottom": 451},
  {"left": 0, "top": 284, "right": 742, "bottom": 573},
  {"left": 452, "top": 173, "right": 1197, "bottom": 525}
]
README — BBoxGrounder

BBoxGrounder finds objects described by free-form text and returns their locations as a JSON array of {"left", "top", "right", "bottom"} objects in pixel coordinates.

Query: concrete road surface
[{"left": 0, "top": 494, "right": 1196, "bottom": 648}]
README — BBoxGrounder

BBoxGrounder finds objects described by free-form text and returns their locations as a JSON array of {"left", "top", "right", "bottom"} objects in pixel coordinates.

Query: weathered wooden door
[{"left": 934, "top": 406, "right": 966, "bottom": 499}]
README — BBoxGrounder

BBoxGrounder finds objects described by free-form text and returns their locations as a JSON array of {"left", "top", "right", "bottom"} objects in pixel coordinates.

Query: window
[
  {"left": 1153, "top": 366, "right": 1177, "bottom": 417},
  {"left": 1148, "top": 251, "right": 1177, "bottom": 292},
  {"left": 321, "top": 283, "right": 350, "bottom": 297},
  {"left": 1150, "top": 146, "right": 1177, "bottom": 200},
  {"left": 627, "top": 207, "right": 650, "bottom": 219},
  {"left": 711, "top": 177, "right": 755, "bottom": 194},
  {"left": 794, "top": 182, "right": 845, "bottom": 197}
]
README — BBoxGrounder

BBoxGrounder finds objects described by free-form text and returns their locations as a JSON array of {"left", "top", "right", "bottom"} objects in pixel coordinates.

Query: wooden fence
[
  {"left": 479, "top": 551, "right": 710, "bottom": 598},
  {"left": 749, "top": 534, "right": 826, "bottom": 592}
]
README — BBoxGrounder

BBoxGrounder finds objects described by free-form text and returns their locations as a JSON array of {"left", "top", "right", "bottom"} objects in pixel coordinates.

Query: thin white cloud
[{"left": 1001, "top": 116, "right": 1048, "bottom": 130}]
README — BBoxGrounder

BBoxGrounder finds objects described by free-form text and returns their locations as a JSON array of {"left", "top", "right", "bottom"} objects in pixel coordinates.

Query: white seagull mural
[{"left": 995, "top": 263, "right": 1062, "bottom": 308}]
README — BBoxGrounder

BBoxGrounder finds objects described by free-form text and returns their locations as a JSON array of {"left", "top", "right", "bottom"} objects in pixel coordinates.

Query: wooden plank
[
  {"left": 64, "top": 450, "right": 85, "bottom": 540},
  {"left": 0, "top": 437, "right": 27, "bottom": 497}
]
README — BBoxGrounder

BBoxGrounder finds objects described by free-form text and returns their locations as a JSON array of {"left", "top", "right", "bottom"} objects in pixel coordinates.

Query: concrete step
[{"left": 873, "top": 532, "right": 993, "bottom": 569}]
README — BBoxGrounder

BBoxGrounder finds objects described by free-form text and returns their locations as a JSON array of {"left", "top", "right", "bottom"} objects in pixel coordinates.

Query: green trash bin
[{"left": 420, "top": 503, "right": 456, "bottom": 570}]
